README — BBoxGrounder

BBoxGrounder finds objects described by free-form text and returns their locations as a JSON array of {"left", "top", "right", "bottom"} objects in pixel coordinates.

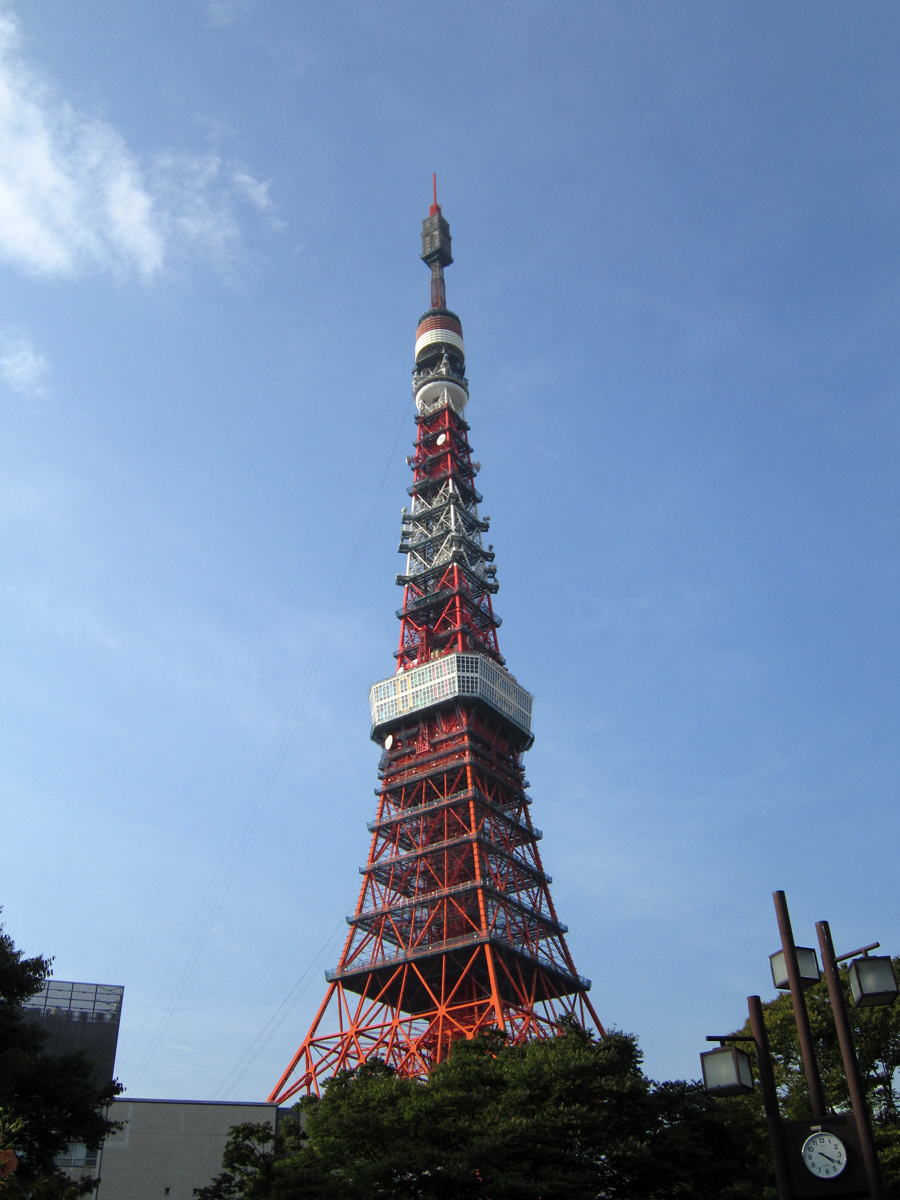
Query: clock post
[
  {"left": 816, "top": 921, "right": 888, "bottom": 1200},
  {"left": 771, "top": 892, "right": 887, "bottom": 1199},
  {"left": 702, "top": 890, "right": 896, "bottom": 1199}
]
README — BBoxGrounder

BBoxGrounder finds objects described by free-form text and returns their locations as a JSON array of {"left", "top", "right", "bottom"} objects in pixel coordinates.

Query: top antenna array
[{"left": 421, "top": 179, "right": 453, "bottom": 269}]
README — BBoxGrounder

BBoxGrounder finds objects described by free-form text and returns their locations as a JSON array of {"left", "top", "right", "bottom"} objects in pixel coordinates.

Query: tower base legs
[{"left": 269, "top": 946, "right": 603, "bottom": 1104}]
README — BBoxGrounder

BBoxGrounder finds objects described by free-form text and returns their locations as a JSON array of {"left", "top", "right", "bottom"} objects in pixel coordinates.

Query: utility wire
[
  {"left": 209, "top": 917, "right": 346, "bottom": 1101},
  {"left": 122, "top": 396, "right": 413, "bottom": 1094}
]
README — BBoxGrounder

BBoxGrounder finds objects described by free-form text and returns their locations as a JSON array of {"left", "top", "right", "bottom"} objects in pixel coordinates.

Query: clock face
[{"left": 802, "top": 1132, "right": 848, "bottom": 1178}]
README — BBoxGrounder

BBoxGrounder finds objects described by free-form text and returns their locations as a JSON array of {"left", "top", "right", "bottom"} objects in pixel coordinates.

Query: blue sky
[{"left": 1, "top": 0, "right": 899, "bottom": 1101}]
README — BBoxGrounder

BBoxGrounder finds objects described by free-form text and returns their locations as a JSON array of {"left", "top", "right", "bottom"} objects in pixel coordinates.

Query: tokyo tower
[{"left": 269, "top": 186, "right": 603, "bottom": 1103}]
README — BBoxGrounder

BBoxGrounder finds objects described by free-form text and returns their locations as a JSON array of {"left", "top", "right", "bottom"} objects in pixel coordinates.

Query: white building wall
[{"left": 93, "top": 1099, "right": 279, "bottom": 1200}]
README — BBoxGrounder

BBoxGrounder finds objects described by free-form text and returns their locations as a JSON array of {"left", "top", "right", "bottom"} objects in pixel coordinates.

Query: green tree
[
  {"left": 0, "top": 918, "right": 121, "bottom": 1197},
  {"left": 200, "top": 1025, "right": 775, "bottom": 1200}
]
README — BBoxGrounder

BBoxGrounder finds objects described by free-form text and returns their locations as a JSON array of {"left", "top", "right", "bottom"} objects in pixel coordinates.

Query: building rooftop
[{"left": 23, "top": 980, "right": 123, "bottom": 1023}]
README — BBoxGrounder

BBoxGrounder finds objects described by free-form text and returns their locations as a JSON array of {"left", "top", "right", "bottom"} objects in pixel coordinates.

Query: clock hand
[{"left": 818, "top": 1153, "right": 838, "bottom": 1164}]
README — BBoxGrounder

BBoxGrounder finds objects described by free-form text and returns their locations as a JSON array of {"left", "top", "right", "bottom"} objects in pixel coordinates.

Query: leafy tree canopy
[
  {"left": 0, "top": 917, "right": 121, "bottom": 1197},
  {"left": 200, "top": 1022, "right": 775, "bottom": 1200},
  {"left": 202, "top": 963, "right": 900, "bottom": 1200}
]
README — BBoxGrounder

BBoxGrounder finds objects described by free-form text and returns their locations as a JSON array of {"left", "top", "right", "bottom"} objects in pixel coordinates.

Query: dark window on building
[{"left": 55, "top": 1144, "right": 98, "bottom": 1168}]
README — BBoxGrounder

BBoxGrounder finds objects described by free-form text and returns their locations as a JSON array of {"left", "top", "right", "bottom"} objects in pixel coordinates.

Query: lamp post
[
  {"left": 701, "top": 890, "right": 897, "bottom": 1199},
  {"left": 748, "top": 994, "right": 794, "bottom": 1200},
  {"left": 701, "top": 1001, "right": 792, "bottom": 1200},
  {"left": 773, "top": 890, "right": 827, "bottom": 1119},
  {"left": 816, "top": 921, "right": 890, "bottom": 1200}
]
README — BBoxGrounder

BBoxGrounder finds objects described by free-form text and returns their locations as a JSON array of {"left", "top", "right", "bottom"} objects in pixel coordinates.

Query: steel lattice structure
[{"left": 269, "top": 190, "right": 603, "bottom": 1105}]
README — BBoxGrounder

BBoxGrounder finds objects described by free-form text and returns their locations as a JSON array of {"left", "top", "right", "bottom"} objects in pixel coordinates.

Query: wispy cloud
[
  {"left": 231, "top": 168, "right": 284, "bottom": 231},
  {"left": 0, "top": 12, "right": 273, "bottom": 280},
  {"left": 232, "top": 170, "right": 271, "bottom": 212},
  {"left": 206, "top": 0, "right": 253, "bottom": 28},
  {"left": 0, "top": 330, "right": 50, "bottom": 397}
]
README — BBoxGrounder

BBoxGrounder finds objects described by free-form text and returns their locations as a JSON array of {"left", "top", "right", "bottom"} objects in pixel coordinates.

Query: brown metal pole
[
  {"left": 816, "top": 920, "right": 886, "bottom": 1200},
  {"left": 773, "top": 890, "right": 827, "bottom": 1118},
  {"left": 748, "top": 995, "right": 793, "bottom": 1200}
]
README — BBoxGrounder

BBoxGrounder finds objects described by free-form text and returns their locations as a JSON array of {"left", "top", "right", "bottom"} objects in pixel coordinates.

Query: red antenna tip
[{"left": 430, "top": 173, "right": 440, "bottom": 216}]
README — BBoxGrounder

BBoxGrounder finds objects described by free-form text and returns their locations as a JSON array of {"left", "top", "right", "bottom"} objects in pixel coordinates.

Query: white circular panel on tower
[{"left": 415, "top": 378, "right": 468, "bottom": 414}]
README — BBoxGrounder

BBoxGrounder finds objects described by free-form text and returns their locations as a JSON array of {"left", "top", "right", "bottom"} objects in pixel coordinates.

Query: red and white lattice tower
[{"left": 269, "top": 187, "right": 603, "bottom": 1103}]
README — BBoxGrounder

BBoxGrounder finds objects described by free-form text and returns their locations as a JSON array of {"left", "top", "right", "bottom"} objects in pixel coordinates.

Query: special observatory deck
[{"left": 369, "top": 652, "right": 533, "bottom": 736}]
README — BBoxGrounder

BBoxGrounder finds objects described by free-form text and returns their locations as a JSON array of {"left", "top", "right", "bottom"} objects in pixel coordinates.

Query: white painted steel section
[
  {"left": 414, "top": 378, "right": 468, "bottom": 414},
  {"left": 370, "top": 653, "right": 532, "bottom": 735},
  {"left": 415, "top": 327, "right": 465, "bottom": 359}
]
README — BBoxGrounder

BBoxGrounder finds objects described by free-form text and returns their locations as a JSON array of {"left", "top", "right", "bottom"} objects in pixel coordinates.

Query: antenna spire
[{"left": 421, "top": 182, "right": 452, "bottom": 311}]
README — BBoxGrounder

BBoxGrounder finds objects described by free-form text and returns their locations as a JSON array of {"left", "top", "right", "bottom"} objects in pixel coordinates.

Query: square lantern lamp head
[
  {"left": 700, "top": 1046, "right": 754, "bottom": 1097},
  {"left": 770, "top": 947, "right": 821, "bottom": 991},
  {"left": 847, "top": 956, "right": 899, "bottom": 1008}
]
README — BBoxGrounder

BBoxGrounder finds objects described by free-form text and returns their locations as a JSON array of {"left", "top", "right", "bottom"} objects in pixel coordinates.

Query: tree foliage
[
  {"left": 0, "top": 918, "right": 121, "bottom": 1197},
  {"left": 200, "top": 1024, "right": 776, "bottom": 1200},
  {"left": 202, "top": 965, "right": 900, "bottom": 1200}
]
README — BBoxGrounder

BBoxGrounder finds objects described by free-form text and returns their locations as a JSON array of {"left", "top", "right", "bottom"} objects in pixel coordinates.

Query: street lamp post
[
  {"left": 774, "top": 890, "right": 827, "bottom": 1119},
  {"left": 748, "top": 993, "right": 794, "bottom": 1200},
  {"left": 701, "top": 1000, "right": 792, "bottom": 1200},
  {"left": 701, "top": 890, "right": 897, "bottom": 1199},
  {"left": 816, "top": 921, "right": 888, "bottom": 1200}
]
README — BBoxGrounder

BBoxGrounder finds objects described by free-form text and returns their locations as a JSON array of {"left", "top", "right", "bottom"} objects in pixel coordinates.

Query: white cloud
[
  {"left": 206, "top": 0, "right": 253, "bottom": 27},
  {"left": 150, "top": 152, "right": 241, "bottom": 261},
  {"left": 0, "top": 13, "right": 274, "bottom": 280},
  {"left": 232, "top": 170, "right": 271, "bottom": 212},
  {"left": 0, "top": 330, "right": 50, "bottom": 397}
]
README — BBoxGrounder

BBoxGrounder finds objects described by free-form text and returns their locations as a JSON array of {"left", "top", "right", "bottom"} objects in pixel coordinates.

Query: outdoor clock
[{"left": 801, "top": 1131, "right": 848, "bottom": 1179}]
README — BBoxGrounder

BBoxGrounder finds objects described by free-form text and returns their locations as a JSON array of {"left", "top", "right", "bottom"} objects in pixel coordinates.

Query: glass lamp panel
[
  {"left": 797, "top": 947, "right": 821, "bottom": 982},
  {"left": 701, "top": 1047, "right": 753, "bottom": 1096},
  {"left": 769, "top": 947, "right": 821, "bottom": 990},
  {"left": 737, "top": 1050, "right": 753, "bottom": 1089},
  {"left": 769, "top": 950, "right": 788, "bottom": 989},
  {"left": 702, "top": 1048, "right": 739, "bottom": 1091},
  {"left": 848, "top": 957, "right": 899, "bottom": 1008}
]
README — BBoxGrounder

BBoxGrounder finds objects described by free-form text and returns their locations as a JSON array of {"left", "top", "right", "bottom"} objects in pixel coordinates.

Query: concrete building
[
  {"left": 95, "top": 1099, "right": 280, "bottom": 1199},
  {"left": 23, "top": 980, "right": 124, "bottom": 1084},
  {"left": 23, "top": 980, "right": 278, "bottom": 1196},
  {"left": 22, "top": 980, "right": 124, "bottom": 1187}
]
